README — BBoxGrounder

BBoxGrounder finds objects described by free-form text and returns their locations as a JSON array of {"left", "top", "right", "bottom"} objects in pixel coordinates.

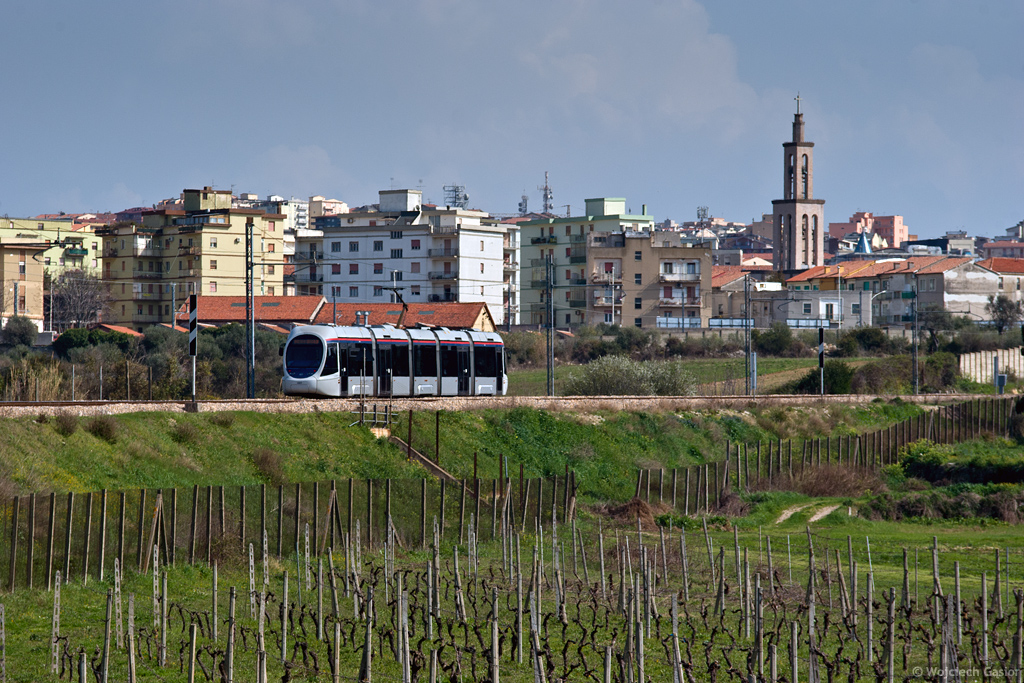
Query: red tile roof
[
  {"left": 91, "top": 324, "right": 144, "bottom": 337},
  {"left": 977, "top": 258, "right": 1024, "bottom": 275},
  {"left": 174, "top": 296, "right": 326, "bottom": 325},
  {"left": 312, "top": 302, "right": 496, "bottom": 331},
  {"left": 710, "top": 266, "right": 746, "bottom": 287},
  {"left": 786, "top": 260, "right": 876, "bottom": 283}
]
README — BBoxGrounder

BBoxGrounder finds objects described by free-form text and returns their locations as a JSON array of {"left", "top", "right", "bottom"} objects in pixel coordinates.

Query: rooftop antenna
[
  {"left": 518, "top": 192, "right": 529, "bottom": 216},
  {"left": 443, "top": 184, "right": 469, "bottom": 208},
  {"left": 563, "top": 205, "right": 571, "bottom": 217},
  {"left": 538, "top": 172, "right": 554, "bottom": 213}
]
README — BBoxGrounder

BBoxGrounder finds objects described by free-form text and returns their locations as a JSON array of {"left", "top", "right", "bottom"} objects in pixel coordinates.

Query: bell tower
[{"left": 772, "top": 95, "right": 825, "bottom": 271}]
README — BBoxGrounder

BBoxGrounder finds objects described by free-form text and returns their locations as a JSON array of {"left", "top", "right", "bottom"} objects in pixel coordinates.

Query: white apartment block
[{"left": 297, "top": 190, "right": 518, "bottom": 325}]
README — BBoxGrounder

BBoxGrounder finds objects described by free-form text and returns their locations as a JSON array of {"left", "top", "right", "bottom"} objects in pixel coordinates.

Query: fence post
[{"left": 8, "top": 497, "right": 19, "bottom": 591}]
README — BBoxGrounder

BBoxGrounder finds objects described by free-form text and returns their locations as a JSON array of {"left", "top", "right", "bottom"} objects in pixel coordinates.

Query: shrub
[
  {"left": 53, "top": 412, "right": 78, "bottom": 437},
  {"left": 501, "top": 331, "right": 545, "bottom": 368},
  {"left": 791, "top": 360, "right": 854, "bottom": 394},
  {"left": 1, "top": 316, "right": 37, "bottom": 348},
  {"left": 562, "top": 356, "right": 698, "bottom": 396},
  {"left": 171, "top": 421, "right": 199, "bottom": 444},
  {"left": 251, "top": 448, "right": 285, "bottom": 485},
  {"left": 752, "top": 322, "right": 794, "bottom": 356},
  {"left": 86, "top": 415, "right": 119, "bottom": 443},
  {"left": 209, "top": 412, "right": 235, "bottom": 428}
]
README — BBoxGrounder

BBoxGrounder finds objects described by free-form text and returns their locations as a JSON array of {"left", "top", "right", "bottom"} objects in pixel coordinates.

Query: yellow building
[
  {"left": 97, "top": 187, "right": 285, "bottom": 331},
  {"left": 0, "top": 238, "right": 49, "bottom": 332}
]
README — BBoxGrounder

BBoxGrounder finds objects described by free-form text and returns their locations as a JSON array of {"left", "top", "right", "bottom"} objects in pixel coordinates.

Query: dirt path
[
  {"left": 774, "top": 504, "right": 810, "bottom": 524},
  {"left": 808, "top": 504, "right": 840, "bottom": 523}
]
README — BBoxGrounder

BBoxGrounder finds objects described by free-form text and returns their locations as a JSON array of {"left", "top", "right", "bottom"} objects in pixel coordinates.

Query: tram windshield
[{"left": 284, "top": 335, "right": 324, "bottom": 378}]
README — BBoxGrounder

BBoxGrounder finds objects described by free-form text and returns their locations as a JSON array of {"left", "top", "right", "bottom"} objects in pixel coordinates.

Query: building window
[
  {"left": 852, "top": 303, "right": 861, "bottom": 315},
  {"left": 482, "top": 286, "right": 486, "bottom": 295},
  {"left": 267, "top": 243, "right": 275, "bottom": 252},
  {"left": 373, "top": 286, "right": 383, "bottom": 297},
  {"left": 391, "top": 248, "right": 403, "bottom": 259},
  {"left": 480, "top": 240, "right": 485, "bottom": 251},
  {"left": 349, "top": 241, "right": 358, "bottom": 252},
  {"left": 411, "top": 285, "right": 420, "bottom": 295},
  {"left": 634, "top": 251, "right": 642, "bottom": 261},
  {"left": 411, "top": 262, "right": 420, "bottom": 273},
  {"left": 267, "top": 287, "right": 275, "bottom": 295},
  {"left": 44, "top": 257, "right": 51, "bottom": 265},
  {"left": 390, "top": 231, "right": 403, "bottom": 240},
  {"left": 803, "top": 303, "right": 812, "bottom": 315},
  {"left": 209, "top": 282, "right": 217, "bottom": 292},
  {"left": 409, "top": 239, "right": 420, "bottom": 251},
  {"left": 331, "top": 286, "right": 341, "bottom": 298},
  {"left": 210, "top": 260, "right": 217, "bottom": 270},
  {"left": 480, "top": 263, "right": 485, "bottom": 274},
  {"left": 394, "top": 271, "right": 403, "bottom": 281},
  {"left": 349, "top": 264, "right": 359, "bottom": 275},
  {"left": 634, "top": 317, "right": 642, "bottom": 328},
  {"left": 374, "top": 263, "right": 384, "bottom": 274},
  {"left": 373, "top": 241, "right": 383, "bottom": 252},
  {"left": 605, "top": 313, "right": 613, "bottom": 323},
  {"left": 331, "top": 242, "right": 342, "bottom": 252},
  {"left": 349, "top": 286, "right": 359, "bottom": 297},
  {"left": 634, "top": 297, "right": 642, "bottom": 309},
  {"left": 634, "top": 273, "right": 642, "bottom": 285},
  {"left": 332, "top": 264, "right": 341, "bottom": 275},
  {"left": 267, "top": 221, "right": 276, "bottom": 232},
  {"left": 210, "top": 238, "right": 217, "bottom": 248},
  {"left": 999, "top": 278, "right": 1004, "bottom": 289}
]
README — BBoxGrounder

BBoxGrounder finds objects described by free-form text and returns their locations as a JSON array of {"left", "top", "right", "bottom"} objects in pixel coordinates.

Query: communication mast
[
  {"left": 443, "top": 184, "right": 469, "bottom": 208},
  {"left": 538, "top": 172, "right": 554, "bottom": 213},
  {"left": 518, "top": 193, "right": 529, "bottom": 216}
]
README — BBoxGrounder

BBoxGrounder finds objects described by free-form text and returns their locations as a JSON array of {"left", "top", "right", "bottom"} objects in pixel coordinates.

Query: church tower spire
[{"left": 772, "top": 97, "right": 825, "bottom": 271}]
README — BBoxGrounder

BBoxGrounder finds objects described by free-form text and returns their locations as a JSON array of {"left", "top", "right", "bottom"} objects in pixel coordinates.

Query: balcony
[
  {"left": 569, "top": 276, "right": 586, "bottom": 285},
  {"left": 131, "top": 313, "right": 164, "bottom": 324},
  {"left": 569, "top": 298, "right": 587, "bottom": 308},
  {"left": 530, "top": 236, "right": 557, "bottom": 245},
  {"left": 429, "top": 271, "right": 458, "bottom": 281},
  {"left": 178, "top": 246, "right": 200, "bottom": 256},
  {"left": 132, "top": 270, "right": 164, "bottom": 280},
  {"left": 132, "top": 291, "right": 164, "bottom": 301},
  {"left": 428, "top": 248, "right": 459, "bottom": 257},
  {"left": 659, "top": 297, "right": 702, "bottom": 307},
  {"left": 104, "top": 248, "right": 119, "bottom": 258},
  {"left": 590, "top": 271, "right": 622, "bottom": 283},
  {"left": 659, "top": 272, "right": 701, "bottom": 283},
  {"left": 297, "top": 272, "right": 324, "bottom": 283},
  {"left": 569, "top": 234, "right": 586, "bottom": 243},
  {"left": 503, "top": 261, "right": 519, "bottom": 272},
  {"left": 65, "top": 247, "right": 88, "bottom": 257},
  {"left": 593, "top": 296, "right": 617, "bottom": 306},
  {"left": 293, "top": 251, "right": 324, "bottom": 262},
  {"left": 569, "top": 254, "right": 587, "bottom": 264},
  {"left": 428, "top": 293, "right": 459, "bottom": 302},
  {"left": 656, "top": 316, "right": 702, "bottom": 329},
  {"left": 429, "top": 225, "right": 457, "bottom": 235}
]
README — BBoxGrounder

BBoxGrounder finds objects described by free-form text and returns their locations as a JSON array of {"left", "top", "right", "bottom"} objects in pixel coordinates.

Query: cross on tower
[{"left": 794, "top": 92, "right": 802, "bottom": 114}]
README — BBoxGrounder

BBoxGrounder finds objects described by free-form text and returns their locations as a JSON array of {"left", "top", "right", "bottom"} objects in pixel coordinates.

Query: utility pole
[
  {"left": 744, "top": 275, "right": 751, "bottom": 394},
  {"left": 912, "top": 278, "right": 919, "bottom": 395},
  {"left": 546, "top": 255, "right": 554, "bottom": 397},
  {"left": 245, "top": 217, "right": 256, "bottom": 399},
  {"left": 818, "top": 327, "right": 825, "bottom": 396}
]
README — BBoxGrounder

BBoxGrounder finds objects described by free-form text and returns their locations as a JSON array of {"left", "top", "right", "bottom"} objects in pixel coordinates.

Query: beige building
[
  {"left": 98, "top": 187, "right": 285, "bottom": 331},
  {"left": 0, "top": 239, "right": 48, "bottom": 331},
  {"left": 583, "top": 230, "right": 712, "bottom": 328}
]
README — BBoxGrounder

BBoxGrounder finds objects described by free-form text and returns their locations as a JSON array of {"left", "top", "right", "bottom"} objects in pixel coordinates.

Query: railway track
[{"left": 0, "top": 392, "right": 1003, "bottom": 417}]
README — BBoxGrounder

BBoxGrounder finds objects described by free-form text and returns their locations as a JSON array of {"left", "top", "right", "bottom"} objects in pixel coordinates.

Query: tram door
[
  {"left": 457, "top": 346, "right": 471, "bottom": 395},
  {"left": 377, "top": 345, "right": 393, "bottom": 396}
]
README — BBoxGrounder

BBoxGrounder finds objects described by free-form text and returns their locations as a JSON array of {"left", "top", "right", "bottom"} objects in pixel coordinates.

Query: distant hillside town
[{"left": 3, "top": 108, "right": 1022, "bottom": 338}]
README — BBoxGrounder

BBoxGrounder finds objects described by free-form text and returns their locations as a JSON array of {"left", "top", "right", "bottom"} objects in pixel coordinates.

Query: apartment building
[
  {"left": 0, "top": 238, "right": 48, "bottom": 331},
  {"left": 828, "top": 212, "right": 911, "bottom": 250},
  {"left": 301, "top": 189, "right": 517, "bottom": 325},
  {"left": 97, "top": 187, "right": 285, "bottom": 331},
  {"left": 519, "top": 198, "right": 655, "bottom": 327},
  {"left": 0, "top": 217, "right": 102, "bottom": 277},
  {"left": 584, "top": 230, "right": 712, "bottom": 329}
]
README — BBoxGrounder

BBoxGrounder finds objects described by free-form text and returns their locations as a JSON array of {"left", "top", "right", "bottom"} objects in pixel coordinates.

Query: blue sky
[{"left": 1, "top": 0, "right": 1021, "bottom": 239}]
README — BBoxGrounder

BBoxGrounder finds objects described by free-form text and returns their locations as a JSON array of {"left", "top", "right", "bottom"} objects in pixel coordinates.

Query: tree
[
  {"left": 985, "top": 294, "right": 1023, "bottom": 335},
  {"left": 917, "top": 305, "right": 956, "bottom": 352},
  {"left": 50, "top": 270, "right": 108, "bottom": 332},
  {"left": 1, "top": 316, "right": 37, "bottom": 347}
]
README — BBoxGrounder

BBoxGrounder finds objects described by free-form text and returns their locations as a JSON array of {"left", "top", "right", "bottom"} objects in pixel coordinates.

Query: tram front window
[{"left": 284, "top": 335, "right": 324, "bottom": 378}]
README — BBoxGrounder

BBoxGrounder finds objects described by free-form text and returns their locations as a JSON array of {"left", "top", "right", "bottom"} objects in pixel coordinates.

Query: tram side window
[
  {"left": 322, "top": 344, "right": 339, "bottom": 376},
  {"left": 474, "top": 346, "right": 497, "bottom": 377},
  {"left": 440, "top": 345, "right": 459, "bottom": 377},
  {"left": 345, "top": 345, "right": 373, "bottom": 377},
  {"left": 414, "top": 344, "right": 437, "bottom": 376},
  {"left": 392, "top": 343, "right": 410, "bottom": 376}
]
